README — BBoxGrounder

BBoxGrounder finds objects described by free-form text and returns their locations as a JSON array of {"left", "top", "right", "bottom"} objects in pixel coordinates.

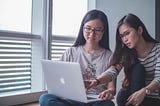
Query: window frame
[{"left": 0, "top": 0, "right": 50, "bottom": 105}]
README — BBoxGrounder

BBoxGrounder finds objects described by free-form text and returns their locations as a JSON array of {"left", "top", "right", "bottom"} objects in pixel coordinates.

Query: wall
[{"left": 92, "top": 0, "right": 155, "bottom": 95}]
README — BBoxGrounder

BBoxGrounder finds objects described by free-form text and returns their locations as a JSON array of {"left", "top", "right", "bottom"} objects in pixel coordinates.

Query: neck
[
  {"left": 135, "top": 40, "right": 154, "bottom": 58},
  {"left": 83, "top": 44, "right": 102, "bottom": 54}
]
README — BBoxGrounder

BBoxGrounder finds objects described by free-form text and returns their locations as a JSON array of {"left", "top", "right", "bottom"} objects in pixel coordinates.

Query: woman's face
[
  {"left": 119, "top": 24, "right": 141, "bottom": 49},
  {"left": 83, "top": 19, "right": 104, "bottom": 45}
]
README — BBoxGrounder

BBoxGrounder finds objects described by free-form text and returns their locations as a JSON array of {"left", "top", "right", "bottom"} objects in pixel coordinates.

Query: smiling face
[
  {"left": 83, "top": 19, "right": 104, "bottom": 45},
  {"left": 119, "top": 24, "right": 142, "bottom": 49}
]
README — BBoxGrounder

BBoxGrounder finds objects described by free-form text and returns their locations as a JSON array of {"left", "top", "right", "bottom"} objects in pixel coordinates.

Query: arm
[
  {"left": 85, "top": 65, "right": 121, "bottom": 90},
  {"left": 126, "top": 56, "right": 160, "bottom": 106},
  {"left": 98, "top": 79, "right": 116, "bottom": 100},
  {"left": 145, "top": 57, "right": 160, "bottom": 92},
  {"left": 96, "top": 65, "right": 121, "bottom": 85}
]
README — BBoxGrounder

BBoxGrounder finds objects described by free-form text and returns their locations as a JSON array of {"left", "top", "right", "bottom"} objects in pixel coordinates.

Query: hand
[
  {"left": 84, "top": 79, "right": 98, "bottom": 91},
  {"left": 125, "top": 88, "right": 146, "bottom": 106},
  {"left": 98, "top": 90, "right": 114, "bottom": 100}
]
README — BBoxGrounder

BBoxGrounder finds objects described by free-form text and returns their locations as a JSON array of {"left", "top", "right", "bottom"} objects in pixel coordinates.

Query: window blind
[
  {"left": 0, "top": 39, "right": 31, "bottom": 94},
  {"left": 51, "top": 36, "right": 75, "bottom": 60}
]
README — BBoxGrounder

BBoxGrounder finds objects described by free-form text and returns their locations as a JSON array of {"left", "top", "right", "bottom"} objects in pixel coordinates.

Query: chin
[
  {"left": 128, "top": 46, "right": 134, "bottom": 49},
  {"left": 126, "top": 45, "right": 133, "bottom": 49}
]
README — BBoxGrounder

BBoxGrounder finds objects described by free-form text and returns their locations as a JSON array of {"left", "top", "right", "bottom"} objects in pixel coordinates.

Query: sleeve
[
  {"left": 103, "top": 66, "right": 120, "bottom": 81},
  {"left": 60, "top": 47, "right": 74, "bottom": 62},
  {"left": 104, "top": 51, "right": 113, "bottom": 69},
  {"left": 153, "top": 52, "right": 160, "bottom": 88}
]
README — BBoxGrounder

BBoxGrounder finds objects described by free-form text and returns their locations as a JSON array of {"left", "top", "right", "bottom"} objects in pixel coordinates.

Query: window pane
[
  {"left": 52, "top": 0, "right": 87, "bottom": 37},
  {"left": 0, "top": 0, "right": 32, "bottom": 32}
]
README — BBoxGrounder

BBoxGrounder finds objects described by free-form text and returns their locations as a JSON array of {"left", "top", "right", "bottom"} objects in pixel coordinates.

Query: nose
[
  {"left": 89, "top": 30, "right": 96, "bottom": 36},
  {"left": 122, "top": 36, "right": 128, "bottom": 43}
]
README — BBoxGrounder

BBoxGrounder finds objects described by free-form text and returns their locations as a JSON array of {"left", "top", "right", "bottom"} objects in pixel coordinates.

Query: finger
[
  {"left": 127, "top": 95, "right": 132, "bottom": 101},
  {"left": 98, "top": 92, "right": 105, "bottom": 99},
  {"left": 126, "top": 97, "right": 137, "bottom": 106},
  {"left": 102, "top": 92, "right": 114, "bottom": 100},
  {"left": 104, "top": 94, "right": 113, "bottom": 100},
  {"left": 125, "top": 98, "right": 133, "bottom": 106}
]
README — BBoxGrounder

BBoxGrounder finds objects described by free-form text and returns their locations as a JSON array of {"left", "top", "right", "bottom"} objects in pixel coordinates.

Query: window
[
  {"left": 52, "top": 0, "right": 87, "bottom": 36},
  {"left": 0, "top": 0, "right": 89, "bottom": 105},
  {"left": 51, "top": 0, "right": 87, "bottom": 60},
  {"left": 0, "top": 0, "right": 33, "bottom": 97},
  {"left": 0, "top": 0, "right": 43, "bottom": 105},
  {"left": 0, "top": 0, "right": 31, "bottom": 32}
]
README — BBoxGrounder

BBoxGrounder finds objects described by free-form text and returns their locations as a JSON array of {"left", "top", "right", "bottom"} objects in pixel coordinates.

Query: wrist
[
  {"left": 107, "top": 89, "right": 116, "bottom": 95},
  {"left": 144, "top": 87, "right": 151, "bottom": 95}
]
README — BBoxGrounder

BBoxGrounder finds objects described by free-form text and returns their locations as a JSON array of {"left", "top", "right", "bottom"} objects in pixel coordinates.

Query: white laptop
[{"left": 41, "top": 60, "right": 102, "bottom": 103}]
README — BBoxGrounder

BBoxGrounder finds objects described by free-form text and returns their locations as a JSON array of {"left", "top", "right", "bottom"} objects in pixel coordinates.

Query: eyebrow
[
  {"left": 85, "top": 25, "right": 103, "bottom": 29},
  {"left": 120, "top": 29, "right": 130, "bottom": 35}
]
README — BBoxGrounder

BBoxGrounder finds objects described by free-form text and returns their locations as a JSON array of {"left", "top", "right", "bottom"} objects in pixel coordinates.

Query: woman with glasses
[
  {"left": 86, "top": 13, "right": 160, "bottom": 106},
  {"left": 39, "top": 9, "right": 116, "bottom": 106}
]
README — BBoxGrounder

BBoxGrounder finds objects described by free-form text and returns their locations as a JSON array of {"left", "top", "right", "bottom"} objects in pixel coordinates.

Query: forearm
[
  {"left": 97, "top": 66, "right": 119, "bottom": 84},
  {"left": 96, "top": 73, "right": 113, "bottom": 85},
  {"left": 107, "top": 80, "right": 116, "bottom": 95},
  {"left": 144, "top": 81, "right": 159, "bottom": 93}
]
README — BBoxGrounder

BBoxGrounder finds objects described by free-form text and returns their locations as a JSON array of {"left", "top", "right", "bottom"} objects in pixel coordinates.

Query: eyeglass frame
[
  {"left": 119, "top": 29, "right": 134, "bottom": 40},
  {"left": 83, "top": 26, "right": 104, "bottom": 35}
]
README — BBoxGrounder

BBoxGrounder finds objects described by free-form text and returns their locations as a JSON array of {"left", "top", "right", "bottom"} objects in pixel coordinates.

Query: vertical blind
[{"left": 0, "top": 39, "right": 31, "bottom": 95}]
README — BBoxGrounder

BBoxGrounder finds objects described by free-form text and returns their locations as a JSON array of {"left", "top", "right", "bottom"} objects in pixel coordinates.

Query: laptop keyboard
[{"left": 87, "top": 96, "right": 97, "bottom": 100}]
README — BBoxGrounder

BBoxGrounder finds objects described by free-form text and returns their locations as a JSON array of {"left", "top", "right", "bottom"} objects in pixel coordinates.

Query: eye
[
  {"left": 123, "top": 31, "right": 130, "bottom": 36},
  {"left": 85, "top": 27, "right": 91, "bottom": 30},
  {"left": 84, "top": 27, "right": 91, "bottom": 32},
  {"left": 120, "top": 34, "right": 124, "bottom": 38}
]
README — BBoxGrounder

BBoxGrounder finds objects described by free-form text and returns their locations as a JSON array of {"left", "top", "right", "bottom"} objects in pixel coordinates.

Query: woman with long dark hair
[
  {"left": 39, "top": 9, "right": 115, "bottom": 106},
  {"left": 86, "top": 13, "right": 160, "bottom": 106}
]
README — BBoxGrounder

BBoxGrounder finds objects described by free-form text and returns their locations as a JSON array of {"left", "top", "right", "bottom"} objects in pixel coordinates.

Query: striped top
[{"left": 138, "top": 43, "right": 160, "bottom": 99}]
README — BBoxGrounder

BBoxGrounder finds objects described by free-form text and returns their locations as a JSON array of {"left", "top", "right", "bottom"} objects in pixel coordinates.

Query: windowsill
[{"left": 0, "top": 90, "right": 47, "bottom": 106}]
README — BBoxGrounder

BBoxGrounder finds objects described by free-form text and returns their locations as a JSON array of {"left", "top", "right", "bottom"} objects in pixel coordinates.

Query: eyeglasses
[
  {"left": 120, "top": 29, "right": 133, "bottom": 40},
  {"left": 83, "top": 26, "right": 104, "bottom": 35}
]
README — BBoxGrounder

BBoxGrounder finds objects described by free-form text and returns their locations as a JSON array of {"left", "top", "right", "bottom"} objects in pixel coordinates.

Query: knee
[
  {"left": 131, "top": 63, "right": 145, "bottom": 83},
  {"left": 116, "top": 89, "right": 129, "bottom": 106},
  {"left": 39, "top": 93, "right": 57, "bottom": 106},
  {"left": 131, "top": 63, "right": 145, "bottom": 75},
  {"left": 39, "top": 93, "right": 49, "bottom": 105}
]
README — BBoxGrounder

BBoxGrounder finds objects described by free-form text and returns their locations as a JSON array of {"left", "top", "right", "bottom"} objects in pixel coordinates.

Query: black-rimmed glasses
[{"left": 83, "top": 27, "right": 104, "bottom": 35}]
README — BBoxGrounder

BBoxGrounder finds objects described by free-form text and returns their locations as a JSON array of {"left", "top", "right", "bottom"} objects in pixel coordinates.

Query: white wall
[{"left": 92, "top": 0, "right": 155, "bottom": 94}]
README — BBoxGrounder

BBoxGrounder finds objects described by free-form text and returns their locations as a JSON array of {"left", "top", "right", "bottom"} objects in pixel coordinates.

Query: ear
[{"left": 138, "top": 26, "right": 143, "bottom": 35}]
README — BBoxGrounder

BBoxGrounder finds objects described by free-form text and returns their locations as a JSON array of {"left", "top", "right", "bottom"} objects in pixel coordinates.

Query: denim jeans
[
  {"left": 116, "top": 62, "right": 145, "bottom": 106},
  {"left": 39, "top": 93, "right": 115, "bottom": 106}
]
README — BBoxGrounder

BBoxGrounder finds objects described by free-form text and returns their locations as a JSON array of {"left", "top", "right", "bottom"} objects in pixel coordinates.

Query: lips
[{"left": 125, "top": 43, "right": 131, "bottom": 47}]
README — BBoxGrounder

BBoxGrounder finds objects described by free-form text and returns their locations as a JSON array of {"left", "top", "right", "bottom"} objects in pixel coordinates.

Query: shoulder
[
  {"left": 153, "top": 43, "right": 160, "bottom": 52},
  {"left": 155, "top": 43, "right": 160, "bottom": 48},
  {"left": 152, "top": 43, "right": 160, "bottom": 57},
  {"left": 65, "top": 46, "right": 82, "bottom": 54},
  {"left": 102, "top": 49, "right": 113, "bottom": 57}
]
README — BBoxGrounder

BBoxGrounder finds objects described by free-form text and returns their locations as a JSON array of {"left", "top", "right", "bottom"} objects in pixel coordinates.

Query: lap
[{"left": 39, "top": 93, "right": 115, "bottom": 106}]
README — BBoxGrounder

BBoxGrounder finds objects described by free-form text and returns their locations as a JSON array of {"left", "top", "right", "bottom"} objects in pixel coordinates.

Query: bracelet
[
  {"left": 94, "top": 78, "right": 100, "bottom": 86},
  {"left": 144, "top": 87, "right": 151, "bottom": 95}
]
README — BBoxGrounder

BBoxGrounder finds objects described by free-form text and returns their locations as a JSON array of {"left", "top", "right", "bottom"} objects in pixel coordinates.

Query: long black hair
[
  {"left": 110, "top": 13, "right": 158, "bottom": 88},
  {"left": 73, "top": 9, "right": 110, "bottom": 50}
]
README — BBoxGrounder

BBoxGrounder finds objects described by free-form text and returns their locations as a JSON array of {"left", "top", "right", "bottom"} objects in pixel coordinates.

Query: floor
[{"left": 17, "top": 102, "right": 39, "bottom": 106}]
